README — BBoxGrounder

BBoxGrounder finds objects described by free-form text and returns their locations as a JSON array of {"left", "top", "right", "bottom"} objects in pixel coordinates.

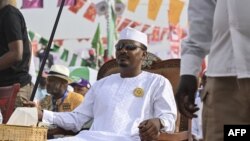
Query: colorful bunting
[
  {"left": 149, "top": 26, "right": 161, "bottom": 42},
  {"left": 52, "top": 44, "right": 60, "bottom": 52},
  {"left": 168, "top": 25, "right": 183, "bottom": 41},
  {"left": 28, "top": 31, "right": 35, "bottom": 41},
  {"left": 160, "top": 27, "right": 169, "bottom": 40},
  {"left": 68, "top": 0, "right": 86, "bottom": 13},
  {"left": 141, "top": 24, "right": 150, "bottom": 32},
  {"left": 168, "top": 0, "right": 185, "bottom": 25},
  {"left": 117, "top": 18, "right": 131, "bottom": 32},
  {"left": 148, "top": 0, "right": 163, "bottom": 20},
  {"left": 54, "top": 39, "right": 64, "bottom": 46},
  {"left": 116, "top": 16, "right": 122, "bottom": 26},
  {"left": 169, "top": 42, "right": 180, "bottom": 58},
  {"left": 83, "top": 3, "right": 97, "bottom": 22},
  {"left": 57, "top": 0, "right": 76, "bottom": 7},
  {"left": 39, "top": 37, "right": 48, "bottom": 46},
  {"left": 22, "top": 0, "right": 43, "bottom": 9},
  {"left": 69, "top": 53, "right": 78, "bottom": 66},
  {"left": 60, "top": 49, "right": 69, "bottom": 62},
  {"left": 130, "top": 21, "right": 141, "bottom": 28},
  {"left": 127, "top": 0, "right": 140, "bottom": 12}
]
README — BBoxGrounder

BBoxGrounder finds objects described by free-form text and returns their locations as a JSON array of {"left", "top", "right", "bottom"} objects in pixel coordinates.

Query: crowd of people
[{"left": 1, "top": 0, "right": 250, "bottom": 141}]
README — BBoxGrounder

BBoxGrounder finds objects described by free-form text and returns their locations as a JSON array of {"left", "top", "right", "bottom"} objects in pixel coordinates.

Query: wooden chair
[
  {"left": 97, "top": 53, "right": 192, "bottom": 141},
  {"left": 0, "top": 83, "right": 20, "bottom": 124}
]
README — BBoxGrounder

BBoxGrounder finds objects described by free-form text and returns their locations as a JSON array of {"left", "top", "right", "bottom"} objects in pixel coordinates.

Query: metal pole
[
  {"left": 30, "top": 0, "right": 66, "bottom": 101},
  {"left": 107, "top": 0, "right": 112, "bottom": 58}
]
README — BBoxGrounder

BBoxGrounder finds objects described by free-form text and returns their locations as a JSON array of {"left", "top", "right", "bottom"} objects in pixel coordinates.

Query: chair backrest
[
  {"left": 97, "top": 52, "right": 162, "bottom": 80},
  {"left": 97, "top": 54, "right": 190, "bottom": 136},
  {"left": 0, "top": 83, "right": 20, "bottom": 124}
]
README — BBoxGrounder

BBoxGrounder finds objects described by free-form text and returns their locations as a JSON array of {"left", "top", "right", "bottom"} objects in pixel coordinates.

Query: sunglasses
[{"left": 115, "top": 43, "right": 146, "bottom": 51}]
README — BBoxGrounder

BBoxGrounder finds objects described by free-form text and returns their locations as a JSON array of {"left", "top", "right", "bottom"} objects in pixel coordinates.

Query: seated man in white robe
[{"left": 35, "top": 27, "right": 177, "bottom": 141}]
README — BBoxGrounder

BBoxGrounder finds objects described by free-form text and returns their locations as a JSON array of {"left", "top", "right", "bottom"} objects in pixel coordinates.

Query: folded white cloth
[{"left": 7, "top": 107, "right": 38, "bottom": 126}]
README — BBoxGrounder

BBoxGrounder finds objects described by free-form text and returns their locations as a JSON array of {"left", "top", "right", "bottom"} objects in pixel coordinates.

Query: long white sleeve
[
  {"left": 153, "top": 78, "right": 177, "bottom": 133},
  {"left": 42, "top": 88, "right": 95, "bottom": 132}
]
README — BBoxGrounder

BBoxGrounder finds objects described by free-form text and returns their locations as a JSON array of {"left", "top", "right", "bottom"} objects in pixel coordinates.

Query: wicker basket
[{"left": 0, "top": 124, "right": 47, "bottom": 141}]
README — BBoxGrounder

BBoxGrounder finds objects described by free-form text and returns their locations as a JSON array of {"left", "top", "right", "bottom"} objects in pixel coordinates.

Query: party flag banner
[
  {"left": 22, "top": 0, "right": 43, "bottom": 9},
  {"left": 57, "top": 0, "right": 76, "bottom": 7},
  {"left": 83, "top": 3, "right": 97, "bottom": 22},
  {"left": 127, "top": 0, "right": 140, "bottom": 12},
  {"left": 148, "top": 0, "right": 163, "bottom": 20}
]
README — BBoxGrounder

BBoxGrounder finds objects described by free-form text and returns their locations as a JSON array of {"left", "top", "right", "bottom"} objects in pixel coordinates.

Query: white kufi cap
[{"left": 120, "top": 27, "right": 148, "bottom": 47}]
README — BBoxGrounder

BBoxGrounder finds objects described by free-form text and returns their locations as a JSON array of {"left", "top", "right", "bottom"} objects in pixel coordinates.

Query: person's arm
[
  {"left": 0, "top": 11, "right": 24, "bottom": 70},
  {"left": 152, "top": 78, "right": 177, "bottom": 132},
  {"left": 181, "top": 0, "right": 216, "bottom": 76},
  {"left": 176, "top": 0, "right": 216, "bottom": 118},
  {"left": 0, "top": 40, "right": 23, "bottom": 70},
  {"left": 42, "top": 87, "right": 96, "bottom": 133},
  {"left": 139, "top": 78, "right": 177, "bottom": 140}
]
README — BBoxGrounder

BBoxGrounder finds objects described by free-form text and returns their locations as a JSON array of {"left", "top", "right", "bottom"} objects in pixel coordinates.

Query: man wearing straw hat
[
  {"left": 31, "top": 27, "right": 177, "bottom": 141},
  {"left": 0, "top": 0, "right": 33, "bottom": 107},
  {"left": 39, "top": 64, "right": 83, "bottom": 112},
  {"left": 38, "top": 64, "right": 84, "bottom": 138}
]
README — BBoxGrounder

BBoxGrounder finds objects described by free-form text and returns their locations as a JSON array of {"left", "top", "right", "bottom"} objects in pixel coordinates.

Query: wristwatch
[{"left": 159, "top": 118, "right": 165, "bottom": 129}]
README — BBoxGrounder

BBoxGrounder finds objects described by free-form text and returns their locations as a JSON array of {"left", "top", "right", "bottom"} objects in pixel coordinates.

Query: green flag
[
  {"left": 91, "top": 23, "right": 104, "bottom": 56},
  {"left": 28, "top": 31, "right": 35, "bottom": 41},
  {"left": 69, "top": 53, "right": 78, "bottom": 66},
  {"left": 107, "top": 6, "right": 117, "bottom": 57},
  {"left": 60, "top": 48, "right": 69, "bottom": 62},
  {"left": 52, "top": 44, "right": 60, "bottom": 52},
  {"left": 39, "top": 37, "right": 48, "bottom": 46}
]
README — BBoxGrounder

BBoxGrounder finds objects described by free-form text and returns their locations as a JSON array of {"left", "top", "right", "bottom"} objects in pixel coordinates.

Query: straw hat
[{"left": 47, "top": 65, "right": 72, "bottom": 83}]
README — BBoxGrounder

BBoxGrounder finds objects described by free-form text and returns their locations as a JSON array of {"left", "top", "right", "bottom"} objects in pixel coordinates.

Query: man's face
[
  {"left": 46, "top": 76, "right": 68, "bottom": 97},
  {"left": 73, "top": 85, "right": 89, "bottom": 96},
  {"left": 115, "top": 40, "right": 147, "bottom": 70}
]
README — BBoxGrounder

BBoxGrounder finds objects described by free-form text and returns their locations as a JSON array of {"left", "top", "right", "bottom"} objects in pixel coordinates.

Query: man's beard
[{"left": 119, "top": 63, "right": 129, "bottom": 68}]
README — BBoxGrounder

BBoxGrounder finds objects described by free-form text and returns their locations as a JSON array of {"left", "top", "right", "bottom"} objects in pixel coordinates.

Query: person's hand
[
  {"left": 23, "top": 101, "right": 37, "bottom": 107},
  {"left": 176, "top": 75, "right": 199, "bottom": 118},
  {"left": 48, "top": 127, "right": 77, "bottom": 137},
  {"left": 23, "top": 101, "right": 43, "bottom": 121},
  {"left": 138, "top": 118, "right": 161, "bottom": 141}
]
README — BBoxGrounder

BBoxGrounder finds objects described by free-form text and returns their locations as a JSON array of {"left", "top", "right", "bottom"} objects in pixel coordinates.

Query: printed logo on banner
[{"left": 224, "top": 125, "right": 250, "bottom": 141}]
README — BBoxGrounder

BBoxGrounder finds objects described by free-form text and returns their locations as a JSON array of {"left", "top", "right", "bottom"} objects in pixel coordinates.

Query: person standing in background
[
  {"left": 38, "top": 65, "right": 84, "bottom": 139},
  {"left": 176, "top": 0, "right": 250, "bottom": 141},
  {"left": 0, "top": 0, "right": 33, "bottom": 107},
  {"left": 69, "top": 78, "right": 91, "bottom": 97},
  {"left": 33, "top": 73, "right": 48, "bottom": 103}
]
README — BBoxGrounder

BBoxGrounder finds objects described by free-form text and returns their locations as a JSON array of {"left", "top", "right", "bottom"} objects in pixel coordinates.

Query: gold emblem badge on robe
[{"left": 134, "top": 87, "right": 144, "bottom": 97}]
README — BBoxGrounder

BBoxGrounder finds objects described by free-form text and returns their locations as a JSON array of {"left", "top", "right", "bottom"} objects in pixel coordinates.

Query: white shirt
[
  {"left": 43, "top": 71, "right": 177, "bottom": 141},
  {"left": 181, "top": 0, "right": 250, "bottom": 78}
]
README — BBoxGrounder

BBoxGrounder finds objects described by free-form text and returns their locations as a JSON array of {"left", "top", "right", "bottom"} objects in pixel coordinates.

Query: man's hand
[
  {"left": 176, "top": 75, "right": 199, "bottom": 118},
  {"left": 23, "top": 101, "right": 37, "bottom": 107},
  {"left": 48, "top": 127, "right": 77, "bottom": 137},
  {"left": 23, "top": 101, "right": 43, "bottom": 121},
  {"left": 138, "top": 118, "right": 161, "bottom": 141}
]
